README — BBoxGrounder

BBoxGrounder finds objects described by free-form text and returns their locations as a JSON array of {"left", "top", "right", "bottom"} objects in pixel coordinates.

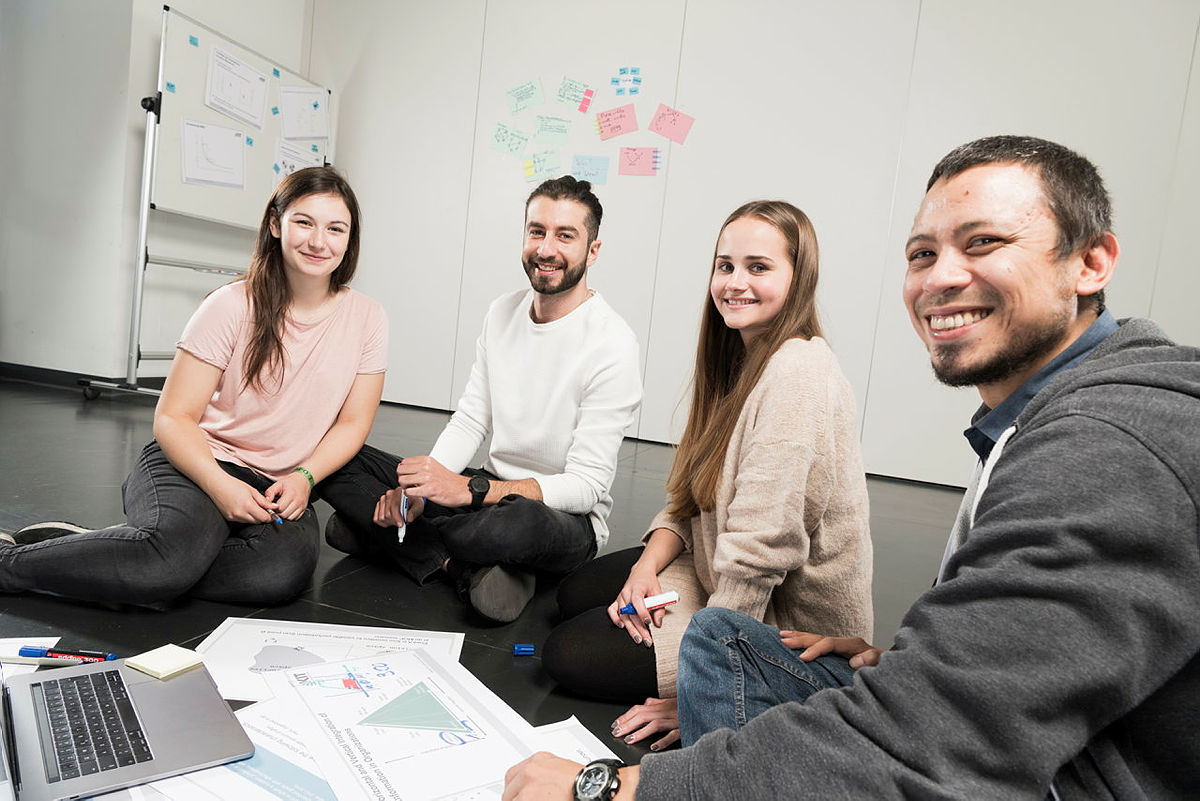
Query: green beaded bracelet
[{"left": 293, "top": 466, "right": 315, "bottom": 488}]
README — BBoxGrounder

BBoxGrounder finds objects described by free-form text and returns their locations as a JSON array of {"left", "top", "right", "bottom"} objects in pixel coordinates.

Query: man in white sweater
[{"left": 321, "top": 176, "right": 642, "bottom": 623}]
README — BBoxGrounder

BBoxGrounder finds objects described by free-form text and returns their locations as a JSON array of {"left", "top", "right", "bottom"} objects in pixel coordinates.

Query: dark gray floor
[{"left": 0, "top": 377, "right": 963, "bottom": 765}]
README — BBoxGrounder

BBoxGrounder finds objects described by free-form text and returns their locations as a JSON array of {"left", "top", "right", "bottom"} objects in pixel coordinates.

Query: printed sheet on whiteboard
[{"left": 181, "top": 119, "right": 245, "bottom": 188}]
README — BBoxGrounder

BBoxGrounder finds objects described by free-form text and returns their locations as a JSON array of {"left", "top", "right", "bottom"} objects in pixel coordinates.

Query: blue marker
[
  {"left": 272, "top": 514, "right": 284, "bottom": 525},
  {"left": 618, "top": 590, "right": 679, "bottom": 616}
]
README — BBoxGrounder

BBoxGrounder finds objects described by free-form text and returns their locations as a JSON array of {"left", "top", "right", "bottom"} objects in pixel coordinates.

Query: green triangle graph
[{"left": 359, "top": 682, "right": 471, "bottom": 732}]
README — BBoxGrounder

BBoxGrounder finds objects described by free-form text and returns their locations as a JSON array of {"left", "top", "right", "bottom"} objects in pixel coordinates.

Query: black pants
[
  {"left": 542, "top": 546, "right": 658, "bottom": 703},
  {"left": 0, "top": 441, "right": 318, "bottom": 607},
  {"left": 319, "top": 444, "right": 596, "bottom": 583}
]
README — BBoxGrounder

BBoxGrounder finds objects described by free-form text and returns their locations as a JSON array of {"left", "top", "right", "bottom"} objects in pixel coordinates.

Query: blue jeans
[
  {"left": 320, "top": 445, "right": 596, "bottom": 584},
  {"left": 677, "top": 607, "right": 857, "bottom": 746},
  {"left": 0, "top": 441, "right": 318, "bottom": 607}
]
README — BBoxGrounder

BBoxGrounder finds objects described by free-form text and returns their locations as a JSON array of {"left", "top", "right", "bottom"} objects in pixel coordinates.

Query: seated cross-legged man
[
  {"left": 321, "top": 175, "right": 642, "bottom": 624},
  {"left": 503, "top": 137, "right": 1200, "bottom": 799}
]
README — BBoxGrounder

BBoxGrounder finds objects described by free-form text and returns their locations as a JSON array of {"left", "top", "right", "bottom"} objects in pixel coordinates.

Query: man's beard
[
  {"left": 524, "top": 255, "right": 587, "bottom": 296},
  {"left": 929, "top": 307, "right": 1073, "bottom": 388}
]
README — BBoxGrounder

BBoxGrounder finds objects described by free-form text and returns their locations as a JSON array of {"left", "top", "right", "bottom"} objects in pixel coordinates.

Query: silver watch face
[{"left": 576, "top": 764, "right": 609, "bottom": 798}]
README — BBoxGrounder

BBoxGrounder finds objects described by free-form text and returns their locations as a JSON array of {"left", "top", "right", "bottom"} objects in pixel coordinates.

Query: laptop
[{"left": 0, "top": 659, "right": 253, "bottom": 801}]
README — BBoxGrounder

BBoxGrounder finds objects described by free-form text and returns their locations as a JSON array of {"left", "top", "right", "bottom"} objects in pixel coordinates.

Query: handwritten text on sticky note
[{"left": 595, "top": 104, "right": 638, "bottom": 141}]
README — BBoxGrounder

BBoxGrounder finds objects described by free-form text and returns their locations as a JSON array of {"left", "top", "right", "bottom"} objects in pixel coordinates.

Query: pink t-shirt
[{"left": 177, "top": 281, "right": 388, "bottom": 480}]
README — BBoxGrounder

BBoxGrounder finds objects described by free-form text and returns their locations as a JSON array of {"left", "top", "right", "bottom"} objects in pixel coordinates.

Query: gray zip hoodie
[{"left": 638, "top": 318, "right": 1200, "bottom": 800}]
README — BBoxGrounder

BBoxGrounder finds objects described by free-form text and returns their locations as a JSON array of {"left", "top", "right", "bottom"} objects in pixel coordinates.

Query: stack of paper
[{"left": 92, "top": 619, "right": 616, "bottom": 801}]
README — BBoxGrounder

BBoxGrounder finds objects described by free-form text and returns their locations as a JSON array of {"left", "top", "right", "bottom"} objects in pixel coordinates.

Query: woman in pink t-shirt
[{"left": 0, "top": 167, "right": 388, "bottom": 606}]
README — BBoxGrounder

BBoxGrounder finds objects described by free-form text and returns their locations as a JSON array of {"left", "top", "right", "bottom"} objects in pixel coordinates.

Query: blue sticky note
[
  {"left": 273, "top": 163, "right": 281, "bottom": 173},
  {"left": 631, "top": 67, "right": 641, "bottom": 75},
  {"left": 630, "top": 87, "right": 640, "bottom": 95},
  {"left": 632, "top": 77, "right": 642, "bottom": 85},
  {"left": 245, "top": 137, "right": 253, "bottom": 146},
  {"left": 165, "top": 82, "right": 176, "bottom": 93},
  {"left": 188, "top": 35, "right": 198, "bottom": 46},
  {"left": 272, "top": 68, "right": 280, "bottom": 78},
  {"left": 619, "top": 67, "right": 628, "bottom": 75},
  {"left": 610, "top": 77, "right": 619, "bottom": 85},
  {"left": 616, "top": 88, "right": 625, "bottom": 96},
  {"left": 311, "top": 144, "right": 319, "bottom": 153},
  {"left": 271, "top": 106, "right": 280, "bottom": 115}
]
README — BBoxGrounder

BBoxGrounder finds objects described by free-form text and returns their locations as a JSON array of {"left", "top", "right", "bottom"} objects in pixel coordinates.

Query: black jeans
[
  {"left": 0, "top": 441, "right": 318, "bottom": 606},
  {"left": 319, "top": 444, "right": 597, "bottom": 583},
  {"left": 542, "top": 546, "right": 658, "bottom": 703}
]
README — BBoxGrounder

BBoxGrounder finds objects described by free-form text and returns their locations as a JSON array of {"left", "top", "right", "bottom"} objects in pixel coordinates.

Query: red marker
[{"left": 19, "top": 645, "right": 116, "bottom": 663}]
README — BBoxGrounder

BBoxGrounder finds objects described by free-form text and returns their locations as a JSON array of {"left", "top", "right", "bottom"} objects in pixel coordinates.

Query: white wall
[
  {"left": 0, "top": 0, "right": 313, "bottom": 379},
  {"left": 4, "top": 1, "right": 1199, "bottom": 486},
  {"left": 0, "top": 0, "right": 135, "bottom": 376},
  {"left": 858, "top": 0, "right": 1200, "bottom": 486}
]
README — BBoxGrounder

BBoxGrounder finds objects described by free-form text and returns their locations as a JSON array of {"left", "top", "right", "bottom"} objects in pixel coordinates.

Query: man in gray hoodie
[{"left": 503, "top": 136, "right": 1200, "bottom": 800}]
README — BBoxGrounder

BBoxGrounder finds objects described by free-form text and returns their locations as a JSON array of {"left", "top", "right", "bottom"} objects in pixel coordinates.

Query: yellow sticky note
[{"left": 125, "top": 644, "right": 204, "bottom": 680}]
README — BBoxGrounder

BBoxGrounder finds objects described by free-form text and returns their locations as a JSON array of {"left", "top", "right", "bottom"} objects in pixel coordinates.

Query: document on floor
[
  {"left": 534, "top": 716, "right": 619, "bottom": 762},
  {"left": 91, "top": 697, "right": 334, "bottom": 801},
  {"left": 263, "top": 648, "right": 538, "bottom": 801},
  {"left": 196, "top": 617, "right": 466, "bottom": 702}
]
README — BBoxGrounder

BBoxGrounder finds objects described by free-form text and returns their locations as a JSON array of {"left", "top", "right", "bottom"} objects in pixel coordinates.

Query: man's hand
[
  {"left": 502, "top": 752, "right": 581, "bottom": 801},
  {"left": 780, "top": 630, "right": 883, "bottom": 669},
  {"left": 612, "top": 696, "right": 679, "bottom": 751},
  {"left": 373, "top": 488, "right": 425, "bottom": 527},
  {"left": 397, "top": 456, "right": 471, "bottom": 508}
]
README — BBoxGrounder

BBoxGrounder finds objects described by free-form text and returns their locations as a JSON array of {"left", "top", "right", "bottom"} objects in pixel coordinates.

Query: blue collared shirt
[{"left": 964, "top": 310, "right": 1118, "bottom": 461}]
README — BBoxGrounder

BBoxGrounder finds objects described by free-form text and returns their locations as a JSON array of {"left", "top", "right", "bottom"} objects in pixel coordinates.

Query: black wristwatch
[
  {"left": 467, "top": 474, "right": 490, "bottom": 509},
  {"left": 574, "top": 759, "right": 624, "bottom": 801}
]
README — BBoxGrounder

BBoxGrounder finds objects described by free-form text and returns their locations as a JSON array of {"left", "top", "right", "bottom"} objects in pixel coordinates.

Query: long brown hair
[
  {"left": 242, "top": 166, "right": 362, "bottom": 391},
  {"left": 666, "top": 200, "right": 824, "bottom": 517}
]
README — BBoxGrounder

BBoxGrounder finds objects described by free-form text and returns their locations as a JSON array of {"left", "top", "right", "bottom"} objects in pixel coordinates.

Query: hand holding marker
[{"left": 619, "top": 590, "right": 679, "bottom": 616}]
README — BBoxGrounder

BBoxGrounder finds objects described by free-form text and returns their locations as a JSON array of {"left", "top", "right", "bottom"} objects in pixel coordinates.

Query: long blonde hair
[{"left": 666, "top": 200, "right": 824, "bottom": 517}]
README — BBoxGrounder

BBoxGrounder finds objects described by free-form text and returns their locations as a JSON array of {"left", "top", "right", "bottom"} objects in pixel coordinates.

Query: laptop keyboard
[{"left": 32, "top": 669, "right": 154, "bottom": 782}]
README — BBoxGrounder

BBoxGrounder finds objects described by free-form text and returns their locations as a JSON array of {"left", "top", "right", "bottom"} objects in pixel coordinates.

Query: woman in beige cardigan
[{"left": 542, "top": 200, "right": 873, "bottom": 751}]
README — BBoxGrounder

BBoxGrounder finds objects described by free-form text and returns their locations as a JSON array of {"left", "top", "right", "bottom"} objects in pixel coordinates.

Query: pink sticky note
[
  {"left": 649, "top": 103, "right": 695, "bottom": 145},
  {"left": 595, "top": 103, "right": 638, "bottom": 140},
  {"left": 618, "top": 147, "right": 660, "bottom": 176}
]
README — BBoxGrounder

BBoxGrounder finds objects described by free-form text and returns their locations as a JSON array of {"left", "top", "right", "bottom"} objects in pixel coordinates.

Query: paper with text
[
  {"left": 263, "top": 649, "right": 537, "bottom": 801},
  {"left": 280, "top": 86, "right": 329, "bottom": 140},
  {"left": 618, "top": 147, "right": 660, "bottom": 176},
  {"left": 507, "top": 79, "right": 544, "bottom": 115},
  {"left": 595, "top": 104, "right": 638, "bottom": 140},
  {"left": 196, "top": 618, "right": 465, "bottom": 702},
  {"left": 182, "top": 119, "right": 245, "bottom": 188},
  {"left": 570, "top": 154, "right": 609, "bottom": 185},
  {"left": 649, "top": 103, "right": 696, "bottom": 145},
  {"left": 205, "top": 46, "right": 268, "bottom": 129}
]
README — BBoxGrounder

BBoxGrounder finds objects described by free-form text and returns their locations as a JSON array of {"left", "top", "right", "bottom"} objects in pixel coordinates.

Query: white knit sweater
[{"left": 430, "top": 289, "right": 642, "bottom": 546}]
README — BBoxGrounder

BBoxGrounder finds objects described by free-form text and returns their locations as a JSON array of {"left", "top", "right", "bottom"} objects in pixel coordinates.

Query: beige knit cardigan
[{"left": 646, "top": 337, "right": 873, "bottom": 697}]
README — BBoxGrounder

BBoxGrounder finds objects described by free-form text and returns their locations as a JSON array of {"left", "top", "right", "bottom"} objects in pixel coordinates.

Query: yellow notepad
[{"left": 125, "top": 644, "right": 204, "bottom": 680}]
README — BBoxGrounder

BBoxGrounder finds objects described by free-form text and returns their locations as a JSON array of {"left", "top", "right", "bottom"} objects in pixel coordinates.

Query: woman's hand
[
  {"left": 611, "top": 696, "right": 679, "bottom": 751},
  {"left": 264, "top": 471, "right": 312, "bottom": 520},
  {"left": 780, "top": 630, "right": 883, "bottom": 669},
  {"left": 209, "top": 475, "right": 276, "bottom": 524},
  {"left": 606, "top": 565, "right": 666, "bottom": 647}
]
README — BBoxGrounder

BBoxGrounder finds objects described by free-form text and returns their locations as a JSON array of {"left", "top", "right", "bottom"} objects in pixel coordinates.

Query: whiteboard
[{"left": 151, "top": 8, "right": 330, "bottom": 229}]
